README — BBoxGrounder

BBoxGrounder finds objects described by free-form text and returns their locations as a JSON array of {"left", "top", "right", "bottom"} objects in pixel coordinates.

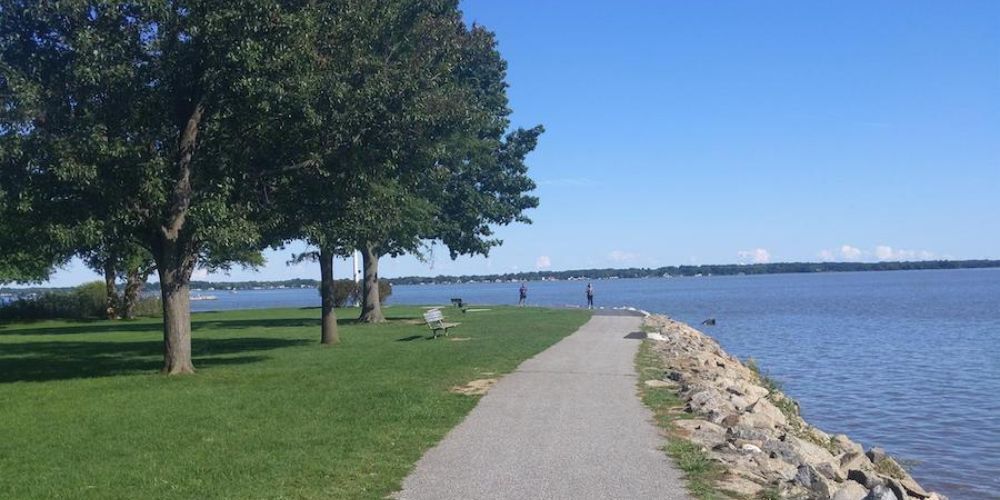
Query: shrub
[
  {"left": 0, "top": 281, "right": 108, "bottom": 321},
  {"left": 332, "top": 279, "right": 358, "bottom": 308},
  {"left": 322, "top": 279, "right": 393, "bottom": 308},
  {"left": 128, "top": 296, "right": 163, "bottom": 319},
  {"left": 74, "top": 281, "right": 109, "bottom": 318}
]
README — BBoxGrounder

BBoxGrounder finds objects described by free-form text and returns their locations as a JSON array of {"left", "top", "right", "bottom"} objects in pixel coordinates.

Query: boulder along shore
[{"left": 642, "top": 314, "right": 945, "bottom": 500}]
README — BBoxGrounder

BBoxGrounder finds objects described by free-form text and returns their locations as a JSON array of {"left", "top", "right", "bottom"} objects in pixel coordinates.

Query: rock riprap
[{"left": 643, "top": 314, "right": 946, "bottom": 500}]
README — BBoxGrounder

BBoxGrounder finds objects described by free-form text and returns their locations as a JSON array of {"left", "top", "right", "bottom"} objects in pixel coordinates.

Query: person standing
[
  {"left": 518, "top": 283, "right": 528, "bottom": 307},
  {"left": 586, "top": 283, "right": 594, "bottom": 309}
]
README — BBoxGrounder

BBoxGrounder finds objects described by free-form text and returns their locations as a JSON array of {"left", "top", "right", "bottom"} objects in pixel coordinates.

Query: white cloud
[
  {"left": 608, "top": 250, "right": 639, "bottom": 263},
  {"left": 875, "top": 245, "right": 937, "bottom": 261},
  {"left": 817, "top": 244, "right": 939, "bottom": 262},
  {"left": 535, "top": 256, "right": 552, "bottom": 270},
  {"left": 192, "top": 268, "right": 209, "bottom": 279},
  {"left": 840, "top": 245, "right": 863, "bottom": 261},
  {"left": 737, "top": 248, "right": 771, "bottom": 264}
]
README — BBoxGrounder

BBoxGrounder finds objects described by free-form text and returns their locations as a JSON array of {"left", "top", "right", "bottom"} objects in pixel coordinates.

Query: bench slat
[{"left": 422, "top": 309, "right": 459, "bottom": 338}]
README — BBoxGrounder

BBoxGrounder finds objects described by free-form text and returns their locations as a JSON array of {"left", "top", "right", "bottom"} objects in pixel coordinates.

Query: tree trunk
[
  {"left": 149, "top": 99, "right": 203, "bottom": 374},
  {"left": 122, "top": 266, "right": 152, "bottom": 320},
  {"left": 358, "top": 243, "right": 385, "bottom": 323},
  {"left": 152, "top": 232, "right": 197, "bottom": 374},
  {"left": 319, "top": 247, "right": 340, "bottom": 345},
  {"left": 103, "top": 259, "right": 119, "bottom": 320}
]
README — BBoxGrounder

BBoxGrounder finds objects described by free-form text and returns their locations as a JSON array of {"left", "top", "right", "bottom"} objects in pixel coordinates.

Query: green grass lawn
[{"left": 0, "top": 306, "right": 590, "bottom": 499}]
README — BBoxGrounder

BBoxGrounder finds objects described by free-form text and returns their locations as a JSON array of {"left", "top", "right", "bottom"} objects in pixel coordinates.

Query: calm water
[{"left": 194, "top": 269, "right": 1000, "bottom": 499}]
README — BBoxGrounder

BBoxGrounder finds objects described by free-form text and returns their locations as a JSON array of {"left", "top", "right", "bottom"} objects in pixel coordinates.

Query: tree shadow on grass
[
  {"left": 191, "top": 317, "right": 322, "bottom": 332},
  {"left": 395, "top": 335, "right": 433, "bottom": 342},
  {"left": 0, "top": 337, "right": 309, "bottom": 383},
  {"left": 0, "top": 319, "right": 164, "bottom": 336},
  {"left": 0, "top": 314, "right": 422, "bottom": 336},
  {"left": 0, "top": 317, "right": 326, "bottom": 336}
]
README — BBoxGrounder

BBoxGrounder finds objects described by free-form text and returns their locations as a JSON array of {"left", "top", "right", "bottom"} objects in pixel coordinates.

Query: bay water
[{"left": 193, "top": 268, "right": 1000, "bottom": 499}]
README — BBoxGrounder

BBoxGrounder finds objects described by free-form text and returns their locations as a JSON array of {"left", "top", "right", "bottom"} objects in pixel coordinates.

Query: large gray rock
[
  {"left": 673, "top": 419, "right": 727, "bottom": 448},
  {"left": 728, "top": 426, "right": 771, "bottom": 443},
  {"left": 725, "top": 378, "right": 770, "bottom": 400},
  {"left": 864, "top": 484, "right": 899, "bottom": 500},
  {"left": 795, "top": 464, "right": 836, "bottom": 498},
  {"left": 899, "top": 475, "right": 930, "bottom": 498},
  {"left": 849, "top": 469, "right": 885, "bottom": 489},
  {"left": 740, "top": 398, "right": 788, "bottom": 429},
  {"left": 866, "top": 447, "right": 888, "bottom": 464},
  {"left": 728, "top": 394, "right": 752, "bottom": 412},
  {"left": 817, "top": 460, "right": 847, "bottom": 481},
  {"left": 785, "top": 434, "right": 837, "bottom": 465},
  {"left": 840, "top": 451, "right": 874, "bottom": 471},
  {"left": 834, "top": 434, "right": 865, "bottom": 455},
  {"left": 809, "top": 426, "right": 833, "bottom": 444},
  {"left": 763, "top": 437, "right": 799, "bottom": 463},
  {"left": 885, "top": 478, "right": 908, "bottom": 500},
  {"left": 689, "top": 388, "right": 734, "bottom": 415},
  {"left": 833, "top": 481, "right": 870, "bottom": 500},
  {"left": 707, "top": 408, "right": 737, "bottom": 425},
  {"left": 755, "top": 456, "right": 799, "bottom": 482}
]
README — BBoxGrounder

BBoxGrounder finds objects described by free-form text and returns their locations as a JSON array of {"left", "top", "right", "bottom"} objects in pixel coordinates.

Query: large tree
[
  {"left": 1, "top": 1, "right": 317, "bottom": 373},
  {"left": 345, "top": 21, "right": 544, "bottom": 323},
  {"left": 347, "top": 124, "right": 544, "bottom": 323},
  {"left": 273, "top": 0, "right": 479, "bottom": 337},
  {"left": 277, "top": 0, "right": 542, "bottom": 329}
]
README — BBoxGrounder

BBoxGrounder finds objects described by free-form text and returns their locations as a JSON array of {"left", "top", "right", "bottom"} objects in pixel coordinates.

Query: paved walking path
[{"left": 396, "top": 311, "right": 691, "bottom": 500}]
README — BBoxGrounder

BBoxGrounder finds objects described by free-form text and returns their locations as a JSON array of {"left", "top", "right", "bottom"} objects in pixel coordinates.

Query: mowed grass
[{"left": 0, "top": 306, "right": 591, "bottom": 499}]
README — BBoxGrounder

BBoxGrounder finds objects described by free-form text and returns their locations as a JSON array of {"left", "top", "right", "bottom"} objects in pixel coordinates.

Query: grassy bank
[
  {"left": 0, "top": 306, "right": 590, "bottom": 499},
  {"left": 636, "top": 339, "right": 728, "bottom": 500}
]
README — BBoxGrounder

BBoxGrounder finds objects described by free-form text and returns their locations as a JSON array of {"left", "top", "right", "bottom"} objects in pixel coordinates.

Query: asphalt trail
[{"left": 396, "top": 313, "right": 691, "bottom": 500}]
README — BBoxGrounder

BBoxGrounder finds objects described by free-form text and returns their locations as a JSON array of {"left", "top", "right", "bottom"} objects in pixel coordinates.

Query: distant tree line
[
  {"left": 1, "top": 1, "right": 541, "bottom": 374},
  {"left": 2, "top": 277, "right": 388, "bottom": 296},
  {"left": 388, "top": 259, "right": 1000, "bottom": 284}
]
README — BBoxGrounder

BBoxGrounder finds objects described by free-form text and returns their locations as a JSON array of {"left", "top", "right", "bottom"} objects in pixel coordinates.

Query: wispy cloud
[
  {"left": 737, "top": 248, "right": 771, "bottom": 264},
  {"left": 535, "top": 255, "right": 552, "bottom": 270}
]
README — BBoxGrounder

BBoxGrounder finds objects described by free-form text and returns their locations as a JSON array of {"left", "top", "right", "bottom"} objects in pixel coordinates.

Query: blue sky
[{"left": 39, "top": 0, "right": 1000, "bottom": 286}]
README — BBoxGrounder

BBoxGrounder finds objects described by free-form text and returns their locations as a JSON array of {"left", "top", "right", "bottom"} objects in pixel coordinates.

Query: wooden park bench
[{"left": 423, "top": 308, "right": 460, "bottom": 338}]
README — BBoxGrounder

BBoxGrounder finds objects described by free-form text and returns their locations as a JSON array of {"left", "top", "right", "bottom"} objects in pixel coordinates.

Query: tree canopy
[{"left": 1, "top": 0, "right": 543, "bottom": 372}]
